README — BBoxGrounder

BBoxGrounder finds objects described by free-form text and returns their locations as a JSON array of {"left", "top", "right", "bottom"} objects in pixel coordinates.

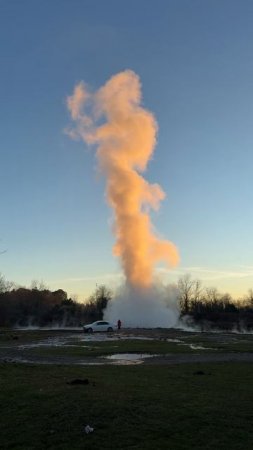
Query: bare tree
[
  {"left": 30, "top": 280, "right": 49, "bottom": 291},
  {"left": 0, "top": 273, "right": 6, "bottom": 293},
  {"left": 203, "top": 288, "right": 234, "bottom": 311},
  {"left": 0, "top": 273, "right": 14, "bottom": 293},
  {"left": 178, "top": 274, "right": 202, "bottom": 314},
  {"left": 205, "top": 287, "right": 220, "bottom": 304},
  {"left": 243, "top": 289, "right": 253, "bottom": 308}
]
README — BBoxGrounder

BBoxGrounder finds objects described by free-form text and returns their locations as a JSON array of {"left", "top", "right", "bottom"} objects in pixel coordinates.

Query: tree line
[
  {"left": 1, "top": 272, "right": 253, "bottom": 329},
  {"left": 0, "top": 274, "right": 112, "bottom": 327},
  {"left": 178, "top": 274, "right": 253, "bottom": 330}
]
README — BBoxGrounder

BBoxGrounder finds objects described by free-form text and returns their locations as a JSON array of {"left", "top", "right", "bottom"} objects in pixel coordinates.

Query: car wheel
[
  {"left": 107, "top": 327, "right": 113, "bottom": 332},
  {"left": 87, "top": 328, "right": 93, "bottom": 333}
]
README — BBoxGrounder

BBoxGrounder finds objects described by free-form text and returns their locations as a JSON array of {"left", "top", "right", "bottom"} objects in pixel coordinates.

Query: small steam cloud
[{"left": 66, "top": 70, "right": 180, "bottom": 327}]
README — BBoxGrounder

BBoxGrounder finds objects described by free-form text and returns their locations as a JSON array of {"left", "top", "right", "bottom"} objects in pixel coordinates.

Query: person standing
[{"left": 117, "top": 319, "right": 122, "bottom": 330}]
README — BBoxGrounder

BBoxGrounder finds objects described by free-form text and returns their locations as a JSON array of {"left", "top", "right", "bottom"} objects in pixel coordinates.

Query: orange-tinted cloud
[{"left": 67, "top": 70, "right": 179, "bottom": 288}]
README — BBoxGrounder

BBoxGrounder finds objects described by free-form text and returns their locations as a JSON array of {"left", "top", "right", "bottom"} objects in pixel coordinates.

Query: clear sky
[{"left": 1, "top": 0, "right": 253, "bottom": 299}]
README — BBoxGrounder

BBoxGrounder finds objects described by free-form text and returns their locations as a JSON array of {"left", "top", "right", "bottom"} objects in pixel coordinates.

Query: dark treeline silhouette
[
  {"left": 178, "top": 274, "right": 253, "bottom": 331},
  {"left": 0, "top": 274, "right": 112, "bottom": 327},
  {"left": 1, "top": 272, "right": 253, "bottom": 329}
]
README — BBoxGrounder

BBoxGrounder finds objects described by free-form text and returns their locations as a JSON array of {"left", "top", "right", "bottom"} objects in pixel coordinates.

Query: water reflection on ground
[
  {"left": 15, "top": 333, "right": 155, "bottom": 349},
  {"left": 103, "top": 353, "right": 157, "bottom": 365}
]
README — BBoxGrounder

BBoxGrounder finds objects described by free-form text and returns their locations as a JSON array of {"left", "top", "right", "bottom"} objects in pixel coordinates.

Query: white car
[{"left": 83, "top": 320, "right": 115, "bottom": 333}]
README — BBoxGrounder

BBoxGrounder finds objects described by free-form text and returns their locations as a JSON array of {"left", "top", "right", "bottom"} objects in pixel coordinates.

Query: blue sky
[{"left": 1, "top": 0, "right": 253, "bottom": 299}]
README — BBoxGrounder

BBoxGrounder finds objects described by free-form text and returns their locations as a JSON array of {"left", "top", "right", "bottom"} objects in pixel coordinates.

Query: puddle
[
  {"left": 18, "top": 336, "right": 72, "bottom": 349},
  {"left": 181, "top": 343, "right": 216, "bottom": 350},
  {"left": 2, "top": 331, "right": 218, "bottom": 353},
  {"left": 1, "top": 333, "right": 155, "bottom": 351},
  {"left": 0, "top": 353, "right": 157, "bottom": 366},
  {"left": 189, "top": 344, "right": 212, "bottom": 350},
  {"left": 78, "top": 362, "right": 105, "bottom": 366},
  {"left": 166, "top": 338, "right": 215, "bottom": 351},
  {"left": 103, "top": 353, "right": 157, "bottom": 365},
  {"left": 79, "top": 334, "right": 154, "bottom": 342}
]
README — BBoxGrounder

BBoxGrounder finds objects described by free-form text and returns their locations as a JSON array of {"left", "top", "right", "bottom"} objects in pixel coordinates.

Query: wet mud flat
[{"left": 1, "top": 327, "right": 253, "bottom": 365}]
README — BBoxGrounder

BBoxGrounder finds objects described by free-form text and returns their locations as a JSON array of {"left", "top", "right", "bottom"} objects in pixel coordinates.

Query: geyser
[{"left": 67, "top": 70, "right": 179, "bottom": 327}]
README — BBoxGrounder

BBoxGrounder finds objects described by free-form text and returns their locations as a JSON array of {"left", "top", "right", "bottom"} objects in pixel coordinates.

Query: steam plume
[{"left": 66, "top": 70, "right": 179, "bottom": 291}]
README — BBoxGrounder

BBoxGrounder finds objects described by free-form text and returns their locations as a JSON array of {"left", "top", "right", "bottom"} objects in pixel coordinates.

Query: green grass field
[{"left": 1, "top": 362, "right": 253, "bottom": 450}]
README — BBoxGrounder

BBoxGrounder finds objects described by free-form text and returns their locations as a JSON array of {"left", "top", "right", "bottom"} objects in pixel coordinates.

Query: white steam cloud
[{"left": 66, "top": 70, "right": 179, "bottom": 328}]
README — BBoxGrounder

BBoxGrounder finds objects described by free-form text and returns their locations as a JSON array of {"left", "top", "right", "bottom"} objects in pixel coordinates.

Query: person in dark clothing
[{"left": 117, "top": 319, "right": 122, "bottom": 330}]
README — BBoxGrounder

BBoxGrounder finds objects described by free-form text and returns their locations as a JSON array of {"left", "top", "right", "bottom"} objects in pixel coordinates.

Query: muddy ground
[{"left": 1, "top": 327, "right": 253, "bottom": 365}]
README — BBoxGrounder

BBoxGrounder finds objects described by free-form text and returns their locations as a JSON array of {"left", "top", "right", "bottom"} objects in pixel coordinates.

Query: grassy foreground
[{"left": 1, "top": 362, "right": 253, "bottom": 449}]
